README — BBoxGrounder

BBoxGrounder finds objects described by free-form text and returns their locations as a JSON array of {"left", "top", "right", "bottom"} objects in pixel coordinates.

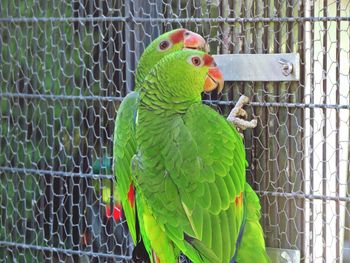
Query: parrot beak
[
  {"left": 204, "top": 62, "right": 224, "bottom": 93},
  {"left": 183, "top": 31, "right": 209, "bottom": 52}
]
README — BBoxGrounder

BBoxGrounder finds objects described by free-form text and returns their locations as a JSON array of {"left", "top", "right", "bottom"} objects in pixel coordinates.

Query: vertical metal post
[
  {"left": 217, "top": 0, "right": 233, "bottom": 117},
  {"left": 335, "top": 2, "right": 341, "bottom": 262},
  {"left": 124, "top": 0, "right": 135, "bottom": 256},
  {"left": 304, "top": 0, "right": 315, "bottom": 260},
  {"left": 21, "top": 10, "right": 29, "bottom": 261},
  {"left": 86, "top": 0, "right": 95, "bottom": 254},
  {"left": 335, "top": 63, "right": 341, "bottom": 257},
  {"left": 345, "top": 7, "right": 350, "bottom": 259},
  {"left": 232, "top": 0, "right": 242, "bottom": 54},
  {"left": 39, "top": 2, "right": 53, "bottom": 260},
  {"left": 48, "top": 3, "right": 57, "bottom": 256},
  {"left": 266, "top": 0, "right": 278, "bottom": 248},
  {"left": 77, "top": 0, "right": 87, "bottom": 256},
  {"left": 220, "top": 0, "right": 230, "bottom": 55},
  {"left": 291, "top": 0, "right": 305, "bottom": 260},
  {"left": 65, "top": 6, "right": 75, "bottom": 248},
  {"left": 277, "top": 0, "right": 289, "bottom": 249},
  {"left": 284, "top": 0, "right": 305, "bottom": 259},
  {"left": 12, "top": 0, "right": 20, "bottom": 259},
  {"left": 34, "top": 5, "right": 46, "bottom": 258},
  {"left": 254, "top": 0, "right": 270, "bottom": 247},
  {"left": 227, "top": 0, "right": 242, "bottom": 119},
  {"left": 242, "top": 0, "right": 254, "bottom": 179},
  {"left": 58, "top": 1, "right": 66, "bottom": 253},
  {"left": 107, "top": 0, "right": 115, "bottom": 256},
  {"left": 322, "top": 1, "right": 328, "bottom": 262},
  {"left": 125, "top": 0, "right": 135, "bottom": 93}
]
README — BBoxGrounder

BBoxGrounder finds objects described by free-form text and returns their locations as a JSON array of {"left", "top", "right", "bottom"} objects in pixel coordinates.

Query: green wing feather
[
  {"left": 135, "top": 103, "right": 247, "bottom": 263},
  {"left": 113, "top": 91, "right": 139, "bottom": 243},
  {"left": 236, "top": 183, "right": 271, "bottom": 263}
]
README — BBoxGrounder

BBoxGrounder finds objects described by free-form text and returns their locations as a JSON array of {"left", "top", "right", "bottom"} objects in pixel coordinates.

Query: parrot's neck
[
  {"left": 134, "top": 69, "right": 145, "bottom": 92},
  {"left": 138, "top": 79, "right": 200, "bottom": 115},
  {"left": 134, "top": 51, "right": 154, "bottom": 92}
]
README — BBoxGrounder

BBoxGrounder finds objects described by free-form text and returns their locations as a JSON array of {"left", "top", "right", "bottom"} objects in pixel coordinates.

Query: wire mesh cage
[{"left": 0, "top": 0, "right": 349, "bottom": 262}]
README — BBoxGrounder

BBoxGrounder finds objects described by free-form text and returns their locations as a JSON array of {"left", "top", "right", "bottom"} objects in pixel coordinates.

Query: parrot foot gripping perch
[{"left": 227, "top": 95, "right": 257, "bottom": 132}]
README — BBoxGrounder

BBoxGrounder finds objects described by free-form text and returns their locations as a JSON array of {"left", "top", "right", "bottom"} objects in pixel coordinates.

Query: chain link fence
[{"left": 0, "top": 0, "right": 349, "bottom": 262}]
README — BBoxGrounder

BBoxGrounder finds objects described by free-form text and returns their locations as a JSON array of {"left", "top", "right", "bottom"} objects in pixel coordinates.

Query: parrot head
[
  {"left": 143, "top": 50, "right": 223, "bottom": 104},
  {"left": 135, "top": 29, "right": 208, "bottom": 89}
]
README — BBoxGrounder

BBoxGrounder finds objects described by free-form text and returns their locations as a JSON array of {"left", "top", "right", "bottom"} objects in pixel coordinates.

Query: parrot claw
[{"left": 227, "top": 95, "right": 258, "bottom": 133}]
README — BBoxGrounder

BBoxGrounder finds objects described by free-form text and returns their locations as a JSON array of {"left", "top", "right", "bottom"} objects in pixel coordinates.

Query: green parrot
[
  {"left": 112, "top": 28, "right": 207, "bottom": 253},
  {"left": 133, "top": 50, "right": 270, "bottom": 263}
]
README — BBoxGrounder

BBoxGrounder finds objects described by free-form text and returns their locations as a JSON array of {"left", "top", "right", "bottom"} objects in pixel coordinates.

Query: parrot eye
[
  {"left": 159, "top": 40, "right": 170, "bottom": 51},
  {"left": 184, "top": 31, "right": 190, "bottom": 37},
  {"left": 191, "top": 56, "right": 202, "bottom": 66}
]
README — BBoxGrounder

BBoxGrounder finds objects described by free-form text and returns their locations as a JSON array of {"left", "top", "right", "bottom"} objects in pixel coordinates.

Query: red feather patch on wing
[
  {"left": 128, "top": 184, "right": 135, "bottom": 207},
  {"left": 235, "top": 192, "right": 243, "bottom": 206}
]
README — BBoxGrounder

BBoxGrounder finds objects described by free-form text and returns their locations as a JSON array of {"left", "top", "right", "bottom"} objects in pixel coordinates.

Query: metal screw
[
  {"left": 281, "top": 251, "right": 292, "bottom": 263},
  {"left": 278, "top": 58, "right": 293, "bottom": 76}
]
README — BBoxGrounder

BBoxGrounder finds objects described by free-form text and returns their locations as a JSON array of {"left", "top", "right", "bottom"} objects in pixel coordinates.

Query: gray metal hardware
[
  {"left": 213, "top": 53, "right": 300, "bottom": 82},
  {"left": 278, "top": 58, "right": 294, "bottom": 76},
  {"left": 266, "top": 247, "right": 300, "bottom": 263}
]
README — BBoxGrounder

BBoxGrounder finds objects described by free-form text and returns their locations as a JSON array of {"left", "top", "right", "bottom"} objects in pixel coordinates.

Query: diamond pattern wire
[{"left": 0, "top": 0, "right": 349, "bottom": 262}]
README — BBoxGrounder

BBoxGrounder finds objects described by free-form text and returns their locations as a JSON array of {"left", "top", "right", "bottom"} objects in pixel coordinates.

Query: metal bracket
[
  {"left": 213, "top": 53, "right": 300, "bottom": 82},
  {"left": 266, "top": 247, "right": 300, "bottom": 263}
]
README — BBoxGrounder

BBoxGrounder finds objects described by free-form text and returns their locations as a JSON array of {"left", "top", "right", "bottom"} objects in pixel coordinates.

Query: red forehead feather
[
  {"left": 203, "top": 54, "right": 214, "bottom": 66},
  {"left": 169, "top": 29, "right": 186, "bottom": 44}
]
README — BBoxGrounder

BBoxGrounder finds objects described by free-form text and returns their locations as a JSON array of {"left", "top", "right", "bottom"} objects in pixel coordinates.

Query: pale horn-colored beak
[
  {"left": 204, "top": 65, "right": 224, "bottom": 93},
  {"left": 183, "top": 31, "right": 209, "bottom": 52}
]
